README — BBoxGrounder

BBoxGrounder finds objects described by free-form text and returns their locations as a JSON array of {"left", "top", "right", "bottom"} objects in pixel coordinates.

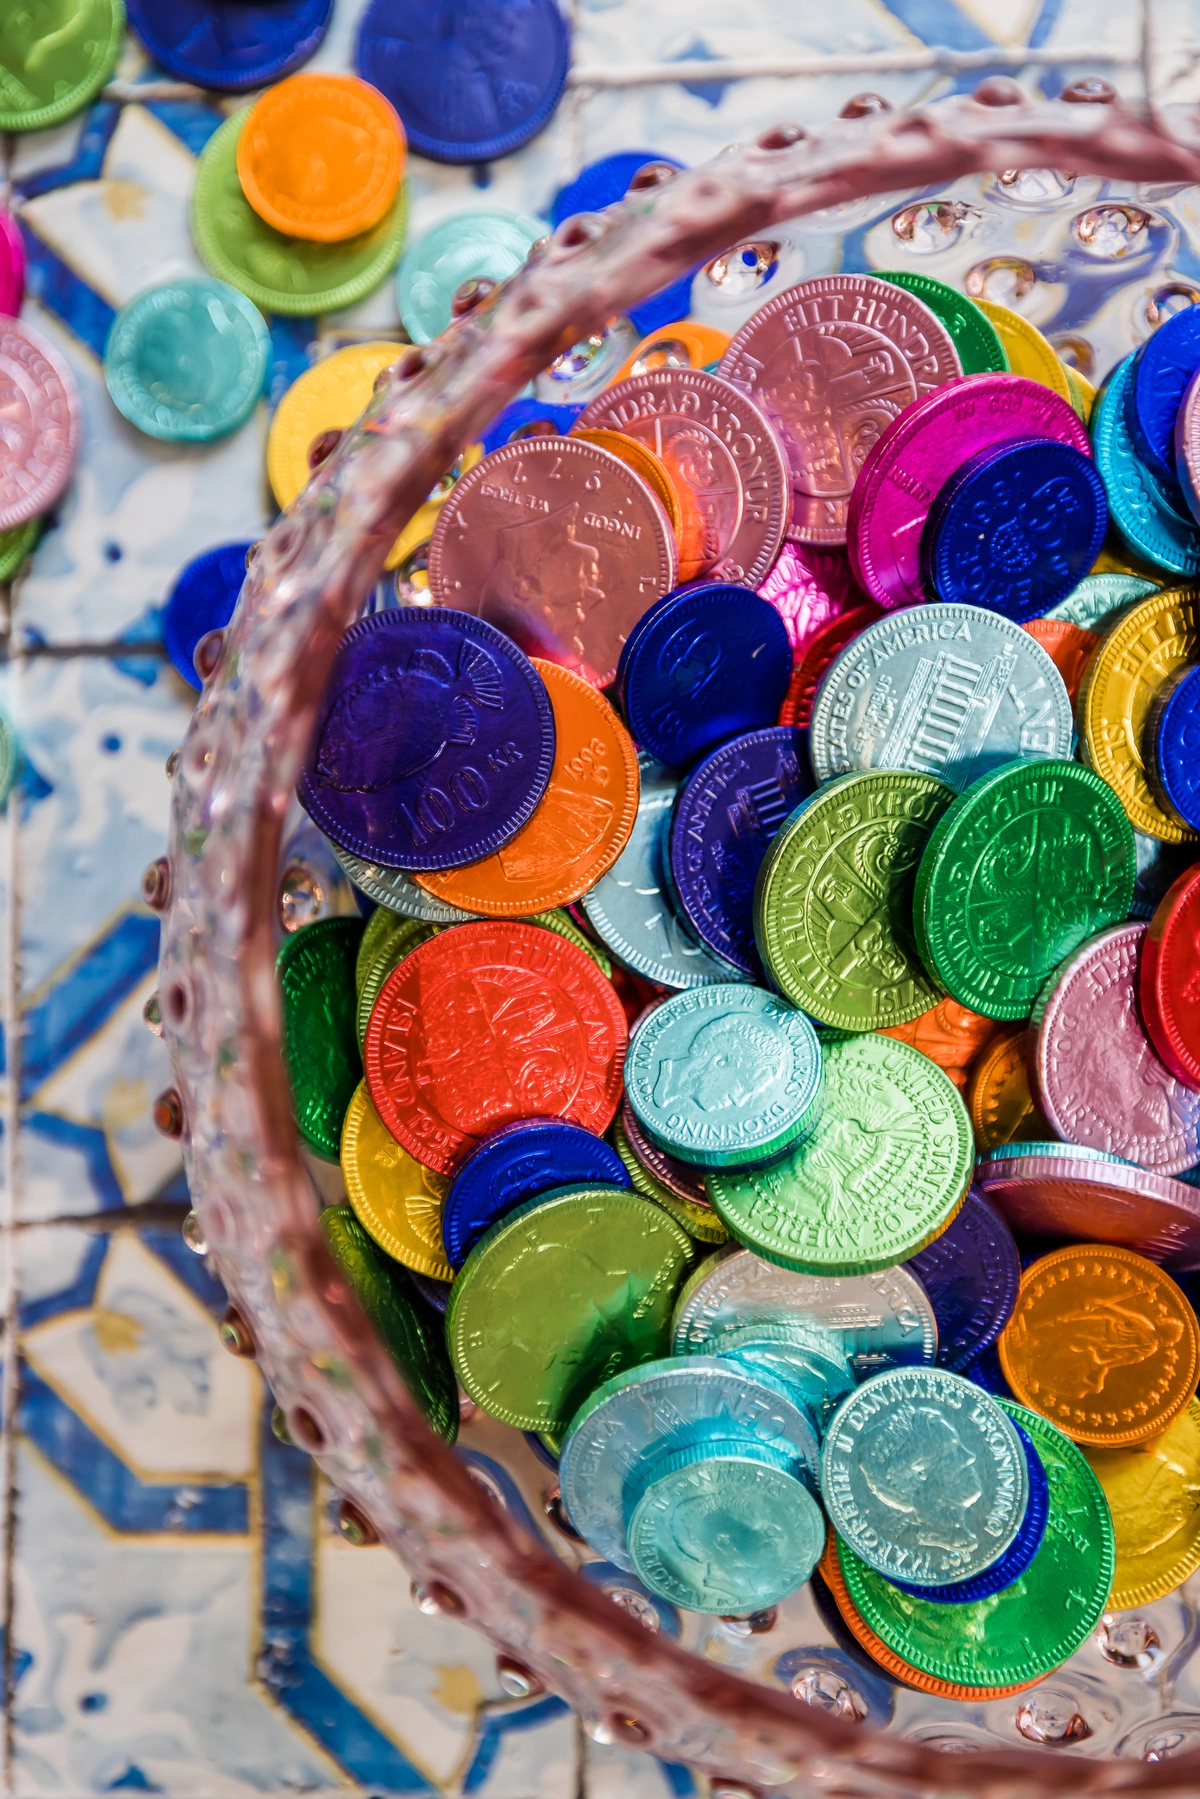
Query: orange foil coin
[
  {"left": 417, "top": 660, "right": 639, "bottom": 916},
  {"left": 1022, "top": 617, "right": 1099, "bottom": 705},
  {"left": 570, "top": 428, "right": 682, "bottom": 535},
  {"left": 363, "top": 920, "right": 628, "bottom": 1174},
  {"left": 816, "top": 1536, "right": 1044, "bottom": 1700},
  {"left": 998, "top": 1245, "right": 1200, "bottom": 1447},
  {"left": 237, "top": 74, "right": 405, "bottom": 244},
  {"left": 968, "top": 1027, "right": 1053, "bottom": 1150},
  {"left": 612, "top": 322, "right": 731, "bottom": 384},
  {"left": 876, "top": 996, "right": 996, "bottom": 1091}
]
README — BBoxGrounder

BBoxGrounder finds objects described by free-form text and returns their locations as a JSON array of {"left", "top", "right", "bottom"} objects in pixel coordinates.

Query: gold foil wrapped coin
[
  {"left": 1085, "top": 1398, "right": 1200, "bottom": 1609},
  {"left": 340, "top": 1081, "right": 452, "bottom": 1280}
]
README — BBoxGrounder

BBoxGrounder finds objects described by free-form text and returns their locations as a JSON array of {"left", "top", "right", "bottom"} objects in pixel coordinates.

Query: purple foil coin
[
  {"left": 905, "top": 1188, "right": 1021, "bottom": 1371},
  {"left": 668, "top": 726, "right": 811, "bottom": 975},
  {"left": 757, "top": 541, "right": 868, "bottom": 659},
  {"left": 298, "top": 607, "right": 555, "bottom": 870},
  {"left": 1034, "top": 923, "right": 1200, "bottom": 1176},
  {"left": 847, "top": 374, "right": 1090, "bottom": 612},
  {"left": 0, "top": 210, "right": 24, "bottom": 317}
]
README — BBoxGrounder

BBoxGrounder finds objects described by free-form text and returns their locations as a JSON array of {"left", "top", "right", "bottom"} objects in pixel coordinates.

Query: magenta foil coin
[
  {"left": 0, "top": 317, "right": 81, "bottom": 528},
  {"left": 978, "top": 1145, "right": 1200, "bottom": 1270},
  {"left": 1173, "top": 367, "right": 1200, "bottom": 526},
  {"left": 847, "top": 373, "right": 1091, "bottom": 612},
  {"left": 757, "top": 541, "right": 868, "bottom": 658},
  {"left": 1034, "top": 923, "right": 1200, "bottom": 1176},
  {"left": 0, "top": 210, "right": 24, "bottom": 317}
]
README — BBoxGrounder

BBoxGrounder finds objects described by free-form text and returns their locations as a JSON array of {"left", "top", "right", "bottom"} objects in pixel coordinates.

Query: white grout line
[{"left": 0, "top": 650, "right": 21, "bottom": 1799}]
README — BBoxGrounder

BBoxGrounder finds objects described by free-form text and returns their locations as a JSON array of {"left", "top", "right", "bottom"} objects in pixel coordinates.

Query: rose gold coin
[
  {"left": 756, "top": 540, "right": 867, "bottom": 659},
  {"left": 978, "top": 1148, "right": 1200, "bottom": 1268},
  {"left": 1034, "top": 922, "right": 1200, "bottom": 1175},
  {"left": 719, "top": 276, "right": 961, "bottom": 546},
  {"left": 968, "top": 1028, "right": 1052, "bottom": 1149},
  {"left": 0, "top": 317, "right": 81, "bottom": 528},
  {"left": 574, "top": 366, "right": 789, "bottom": 587},
  {"left": 415, "top": 660, "right": 639, "bottom": 916},
  {"left": 427, "top": 436, "right": 677, "bottom": 689}
]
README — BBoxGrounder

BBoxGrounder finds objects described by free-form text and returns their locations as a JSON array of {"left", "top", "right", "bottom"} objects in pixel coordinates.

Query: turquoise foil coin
[
  {"left": 1093, "top": 354, "right": 1200, "bottom": 576},
  {"left": 623, "top": 984, "right": 822, "bottom": 1169},
  {"left": 628, "top": 1440, "right": 825, "bottom": 1612},
  {"left": 819, "top": 1366, "right": 1028, "bottom": 1586},
  {"left": 1043, "top": 571, "right": 1157, "bottom": 627},
  {"left": 397, "top": 211, "right": 546, "bottom": 344},
  {"left": 708, "top": 1319, "right": 854, "bottom": 1433},
  {"left": 104, "top": 276, "right": 268, "bottom": 443}
]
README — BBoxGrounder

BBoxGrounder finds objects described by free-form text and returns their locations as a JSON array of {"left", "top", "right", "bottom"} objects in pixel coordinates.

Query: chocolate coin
[
  {"left": 1150, "top": 663, "right": 1200, "bottom": 834},
  {"left": 340, "top": 1081, "right": 452, "bottom": 1280},
  {"left": 876, "top": 272, "right": 1006, "bottom": 375},
  {"left": 1093, "top": 356, "right": 1200, "bottom": 577},
  {"left": 1084, "top": 1398, "right": 1200, "bottom": 1609},
  {"left": 1141, "top": 866, "right": 1200, "bottom": 1089},
  {"left": 777, "top": 601, "right": 884, "bottom": 731},
  {"left": 890, "top": 1416, "right": 1048, "bottom": 1603},
  {"left": 875, "top": 997, "right": 996, "bottom": 1092},
  {"left": 609, "top": 1109, "right": 728, "bottom": 1245},
  {"left": 442, "top": 1118, "right": 628, "bottom": 1268},
  {"left": 278, "top": 916, "right": 363, "bottom": 1161},
  {"left": 1021, "top": 616, "right": 1098, "bottom": 704},
  {"left": 1044, "top": 570, "right": 1157, "bottom": 627},
  {"left": 907, "top": 1188, "right": 1021, "bottom": 1370},
  {"left": 967, "top": 1027, "right": 1052, "bottom": 1149},
  {"left": 332, "top": 846, "right": 478, "bottom": 924},
  {"left": 619, "top": 1100, "right": 710, "bottom": 1208},
  {"left": 1128, "top": 300, "right": 1200, "bottom": 485},
  {"left": 0, "top": 317, "right": 81, "bottom": 529},
  {"left": 706, "top": 1320, "right": 854, "bottom": 1431},
  {"left": 977, "top": 1142, "right": 1200, "bottom": 1269},
  {"left": 355, "top": 916, "right": 437, "bottom": 1050},
  {"left": 972, "top": 301, "right": 1073, "bottom": 403},
  {"left": 757, "top": 542, "right": 868, "bottom": 659}
]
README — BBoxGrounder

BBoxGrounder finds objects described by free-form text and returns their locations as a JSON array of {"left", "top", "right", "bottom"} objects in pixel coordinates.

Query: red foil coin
[
  {"left": 1021, "top": 617, "right": 1099, "bottom": 706},
  {"left": 363, "top": 921, "right": 628, "bottom": 1173},
  {"left": 1141, "top": 866, "right": 1200, "bottom": 1091},
  {"left": 777, "top": 601, "right": 884, "bottom": 729}
]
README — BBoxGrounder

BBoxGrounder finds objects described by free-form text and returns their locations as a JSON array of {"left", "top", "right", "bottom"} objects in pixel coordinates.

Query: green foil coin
[
  {"left": 623, "top": 983, "right": 823, "bottom": 1169},
  {"left": 321, "top": 1205, "right": 458, "bottom": 1442},
  {"left": 876, "top": 272, "right": 1007, "bottom": 376},
  {"left": 356, "top": 903, "right": 403, "bottom": 993},
  {"left": 628, "top": 1441, "right": 825, "bottom": 1612},
  {"left": 447, "top": 1185, "right": 693, "bottom": 1431},
  {"left": 755, "top": 772, "right": 955, "bottom": 1030},
  {"left": 1043, "top": 572, "right": 1158, "bottom": 628},
  {"left": 706, "top": 1035, "right": 972, "bottom": 1275},
  {"left": 278, "top": 916, "right": 364, "bottom": 1161},
  {"left": 913, "top": 758, "right": 1137, "bottom": 1020},
  {"left": 0, "top": 0, "right": 124, "bottom": 132},
  {"left": 0, "top": 518, "right": 42, "bottom": 583},
  {"left": 837, "top": 1400, "right": 1115, "bottom": 1686},
  {"left": 104, "top": 277, "right": 269, "bottom": 443},
  {"left": 192, "top": 110, "right": 408, "bottom": 318}
]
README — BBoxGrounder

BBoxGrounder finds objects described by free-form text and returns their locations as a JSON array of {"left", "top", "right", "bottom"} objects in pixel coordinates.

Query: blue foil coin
[
  {"left": 127, "top": 0, "right": 332, "bottom": 88},
  {"left": 888, "top": 1414, "right": 1048, "bottom": 1604},
  {"left": 298, "top": 608, "right": 555, "bottom": 871},
  {"left": 1152, "top": 664, "right": 1200, "bottom": 833},
  {"left": 356, "top": 0, "right": 570, "bottom": 164},
  {"left": 668, "top": 727, "right": 811, "bottom": 977},
  {"left": 480, "top": 398, "right": 582, "bottom": 455},
  {"left": 408, "top": 1270, "right": 451, "bottom": 1314},
  {"left": 920, "top": 437, "right": 1107, "bottom": 622},
  {"left": 1128, "top": 302, "right": 1200, "bottom": 485},
  {"left": 906, "top": 1188, "right": 1021, "bottom": 1372},
  {"left": 443, "top": 1119, "right": 630, "bottom": 1269},
  {"left": 616, "top": 584, "right": 792, "bottom": 769},
  {"left": 163, "top": 542, "right": 252, "bottom": 690},
  {"left": 549, "top": 151, "right": 692, "bottom": 336}
]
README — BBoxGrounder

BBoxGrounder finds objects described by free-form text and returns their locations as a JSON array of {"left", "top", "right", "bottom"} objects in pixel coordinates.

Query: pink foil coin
[
  {"left": 978, "top": 1145, "right": 1200, "bottom": 1269},
  {"left": 847, "top": 373, "right": 1091, "bottom": 611},
  {"left": 0, "top": 210, "right": 24, "bottom": 317},
  {"left": 1034, "top": 922, "right": 1200, "bottom": 1176},
  {"left": 757, "top": 541, "right": 868, "bottom": 659},
  {"left": 0, "top": 317, "right": 81, "bottom": 529}
]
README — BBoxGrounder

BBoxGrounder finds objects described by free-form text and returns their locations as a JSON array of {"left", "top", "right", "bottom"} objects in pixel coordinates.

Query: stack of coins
[{"left": 180, "top": 169, "right": 1200, "bottom": 1683}]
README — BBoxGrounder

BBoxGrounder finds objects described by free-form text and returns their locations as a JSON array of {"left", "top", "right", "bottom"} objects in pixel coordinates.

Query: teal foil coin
[
  {"left": 623, "top": 983, "right": 823, "bottom": 1169},
  {"left": 820, "top": 1366, "right": 1028, "bottom": 1585},
  {"left": 628, "top": 1440, "right": 825, "bottom": 1612},
  {"left": 709, "top": 1319, "right": 855, "bottom": 1433},
  {"left": 104, "top": 276, "right": 269, "bottom": 443},
  {"left": 397, "top": 211, "right": 546, "bottom": 344},
  {"left": 1093, "top": 354, "right": 1200, "bottom": 576},
  {"left": 1043, "top": 571, "right": 1158, "bottom": 627}
]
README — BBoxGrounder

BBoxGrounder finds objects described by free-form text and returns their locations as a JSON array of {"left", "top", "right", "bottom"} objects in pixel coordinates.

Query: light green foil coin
[
  {"left": 447, "top": 1185, "right": 693, "bottom": 1431},
  {"left": 356, "top": 917, "right": 438, "bottom": 1049},
  {"left": 628, "top": 1441, "right": 825, "bottom": 1613},
  {"left": 355, "top": 903, "right": 402, "bottom": 994},
  {"left": 397, "top": 211, "right": 546, "bottom": 343},
  {"left": 876, "top": 272, "right": 1007, "bottom": 375},
  {"left": 610, "top": 1111, "right": 730, "bottom": 1245},
  {"left": 706, "top": 1035, "right": 972, "bottom": 1276},
  {"left": 0, "top": 0, "right": 124, "bottom": 132},
  {"left": 837, "top": 1400, "right": 1115, "bottom": 1686},
  {"left": 755, "top": 771, "right": 955, "bottom": 1030},
  {"left": 278, "top": 916, "right": 364, "bottom": 1161},
  {"left": 105, "top": 277, "right": 269, "bottom": 443},
  {"left": 1043, "top": 572, "right": 1158, "bottom": 628},
  {"left": 192, "top": 110, "right": 408, "bottom": 318},
  {"left": 913, "top": 758, "right": 1137, "bottom": 1020},
  {"left": 321, "top": 1205, "right": 458, "bottom": 1443},
  {"left": 0, "top": 518, "right": 42, "bottom": 583},
  {"left": 528, "top": 908, "right": 612, "bottom": 979}
]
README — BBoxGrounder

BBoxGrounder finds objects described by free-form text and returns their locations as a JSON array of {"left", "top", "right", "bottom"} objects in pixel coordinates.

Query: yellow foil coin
[
  {"left": 1066, "top": 365, "right": 1098, "bottom": 424},
  {"left": 1078, "top": 586, "right": 1200, "bottom": 842},
  {"left": 340, "top": 1081, "right": 452, "bottom": 1279},
  {"left": 967, "top": 1026, "right": 1052, "bottom": 1151},
  {"left": 1085, "top": 1399, "right": 1200, "bottom": 1609},
  {"left": 974, "top": 299, "right": 1074, "bottom": 406}
]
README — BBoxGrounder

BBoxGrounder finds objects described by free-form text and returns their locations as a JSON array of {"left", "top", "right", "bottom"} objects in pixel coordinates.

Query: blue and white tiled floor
[{"left": 0, "top": 0, "right": 1194, "bottom": 1790}]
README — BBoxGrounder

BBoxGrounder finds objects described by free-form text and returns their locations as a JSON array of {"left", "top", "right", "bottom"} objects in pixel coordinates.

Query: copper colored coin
[
  {"left": 719, "top": 276, "right": 961, "bottom": 546},
  {"left": 757, "top": 540, "right": 869, "bottom": 659},
  {"left": 1141, "top": 865, "right": 1200, "bottom": 1090},
  {"left": 968, "top": 1028, "right": 1052, "bottom": 1149},
  {"left": 574, "top": 366, "right": 789, "bottom": 587},
  {"left": 620, "top": 1099, "right": 711, "bottom": 1209},
  {"left": 415, "top": 661, "right": 639, "bottom": 916},
  {"left": 427, "top": 436, "right": 677, "bottom": 689},
  {"left": 876, "top": 996, "right": 996, "bottom": 1092},
  {"left": 978, "top": 1146, "right": 1200, "bottom": 1268},
  {"left": 363, "top": 920, "right": 628, "bottom": 1174},
  {"left": 778, "top": 602, "right": 884, "bottom": 729},
  {"left": 816, "top": 1534, "right": 1044, "bottom": 1699},
  {"left": 1034, "top": 922, "right": 1200, "bottom": 1175},
  {"left": 0, "top": 316, "right": 81, "bottom": 528},
  {"left": 998, "top": 1244, "right": 1200, "bottom": 1446},
  {"left": 1021, "top": 617, "right": 1099, "bottom": 706}
]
